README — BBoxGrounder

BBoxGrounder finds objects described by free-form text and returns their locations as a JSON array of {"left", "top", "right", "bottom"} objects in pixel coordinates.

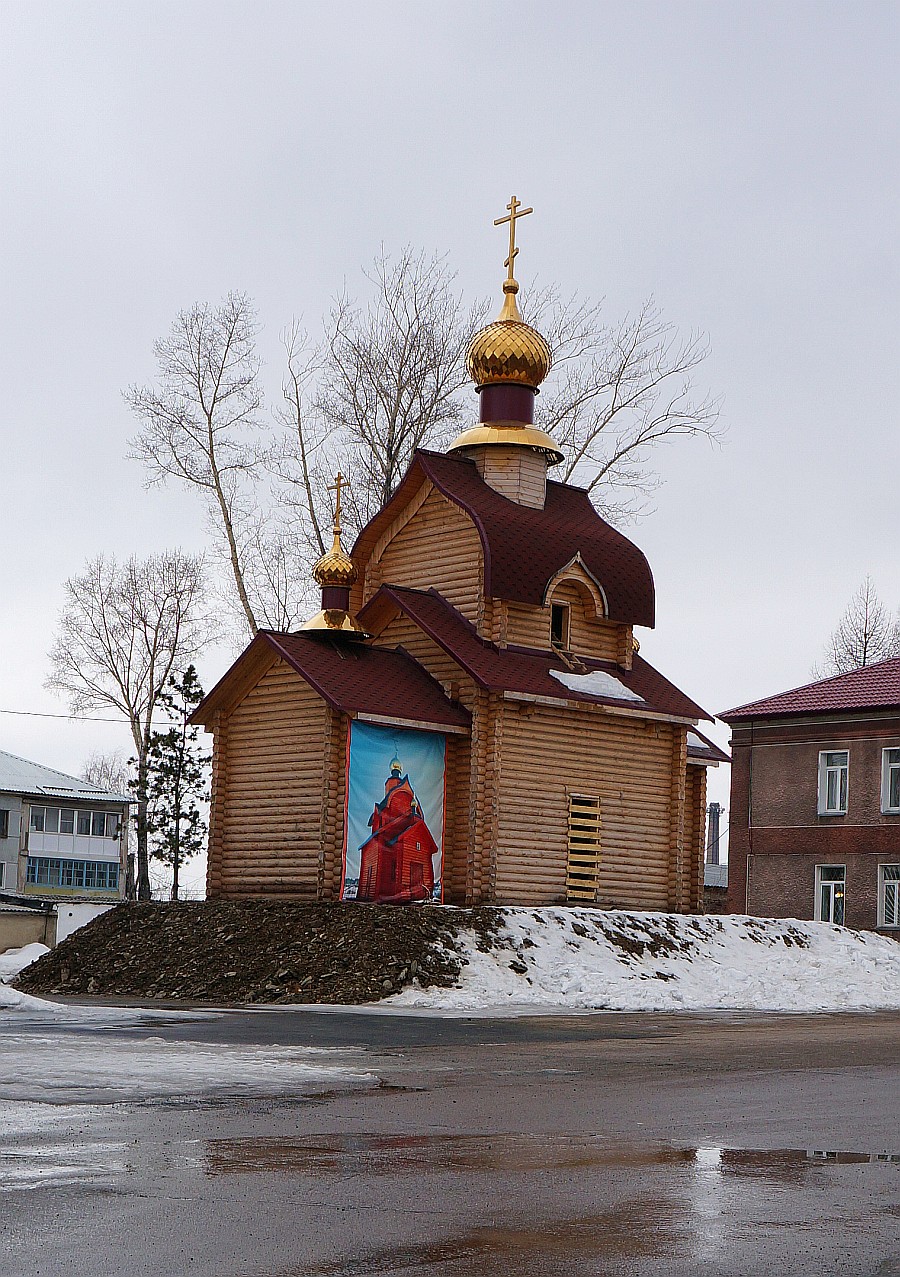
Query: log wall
[
  {"left": 505, "top": 587, "right": 627, "bottom": 661},
  {"left": 361, "top": 486, "right": 483, "bottom": 624},
  {"left": 684, "top": 764, "right": 708, "bottom": 913},
  {"left": 492, "top": 701, "right": 682, "bottom": 908},
  {"left": 209, "top": 659, "right": 329, "bottom": 899},
  {"left": 473, "top": 445, "right": 547, "bottom": 509}
]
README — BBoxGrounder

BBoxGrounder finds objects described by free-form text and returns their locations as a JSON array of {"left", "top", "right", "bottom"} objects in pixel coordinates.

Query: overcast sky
[{"left": 2, "top": 1, "right": 899, "bottom": 880}]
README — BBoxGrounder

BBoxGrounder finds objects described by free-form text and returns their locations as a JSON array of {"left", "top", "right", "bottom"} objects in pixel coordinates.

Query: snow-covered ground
[
  {"left": 389, "top": 909, "right": 900, "bottom": 1013},
  {"left": 0, "top": 942, "right": 49, "bottom": 984}
]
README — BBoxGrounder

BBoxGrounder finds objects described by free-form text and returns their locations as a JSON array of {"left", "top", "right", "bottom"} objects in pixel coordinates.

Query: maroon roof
[
  {"left": 192, "top": 630, "right": 470, "bottom": 733},
  {"left": 360, "top": 586, "right": 709, "bottom": 722},
  {"left": 720, "top": 658, "right": 900, "bottom": 722},
  {"left": 687, "top": 727, "right": 730, "bottom": 765},
  {"left": 352, "top": 450, "right": 656, "bottom": 627}
]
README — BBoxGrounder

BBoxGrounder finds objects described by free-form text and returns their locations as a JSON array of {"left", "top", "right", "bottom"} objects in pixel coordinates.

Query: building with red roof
[
  {"left": 721, "top": 661, "right": 900, "bottom": 930},
  {"left": 192, "top": 201, "right": 722, "bottom": 910}
]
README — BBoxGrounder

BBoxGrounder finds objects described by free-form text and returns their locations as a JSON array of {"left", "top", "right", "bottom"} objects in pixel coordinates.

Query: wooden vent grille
[{"left": 566, "top": 793, "right": 602, "bottom": 903}]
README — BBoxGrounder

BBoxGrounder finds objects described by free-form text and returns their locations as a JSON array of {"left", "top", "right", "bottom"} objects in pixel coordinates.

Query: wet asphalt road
[{"left": 1, "top": 1007, "right": 899, "bottom": 1277}]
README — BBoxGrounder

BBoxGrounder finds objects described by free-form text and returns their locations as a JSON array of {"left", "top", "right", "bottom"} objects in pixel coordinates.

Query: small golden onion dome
[
  {"left": 312, "top": 531, "right": 358, "bottom": 589},
  {"left": 466, "top": 282, "right": 552, "bottom": 389},
  {"left": 390, "top": 756, "right": 402, "bottom": 774}
]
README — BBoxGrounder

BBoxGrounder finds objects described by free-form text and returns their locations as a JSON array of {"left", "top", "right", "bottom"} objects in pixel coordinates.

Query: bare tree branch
[
  {"left": 127, "top": 263, "right": 721, "bottom": 636},
  {"left": 525, "top": 292, "right": 722, "bottom": 521},
  {"left": 814, "top": 577, "right": 900, "bottom": 677},
  {"left": 46, "top": 551, "right": 213, "bottom": 900},
  {"left": 126, "top": 293, "right": 265, "bottom": 636}
]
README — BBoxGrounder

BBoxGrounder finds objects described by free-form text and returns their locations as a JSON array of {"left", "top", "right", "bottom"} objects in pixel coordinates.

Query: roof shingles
[
  {"left": 360, "top": 586, "right": 708, "bottom": 722},
  {"left": 721, "top": 658, "right": 900, "bottom": 721},
  {"left": 352, "top": 450, "right": 656, "bottom": 626},
  {"left": 265, "top": 632, "right": 471, "bottom": 729}
]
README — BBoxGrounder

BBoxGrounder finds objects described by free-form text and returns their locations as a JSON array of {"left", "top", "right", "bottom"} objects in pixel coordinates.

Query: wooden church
[{"left": 193, "top": 199, "right": 726, "bottom": 910}]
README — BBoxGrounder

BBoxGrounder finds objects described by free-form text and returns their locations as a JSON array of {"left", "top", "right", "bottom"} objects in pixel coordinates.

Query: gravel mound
[{"left": 14, "top": 901, "right": 500, "bottom": 1004}]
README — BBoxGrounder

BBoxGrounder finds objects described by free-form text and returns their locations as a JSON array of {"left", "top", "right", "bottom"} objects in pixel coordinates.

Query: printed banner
[{"left": 341, "top": 720, "right": 446, "bottom": 904}]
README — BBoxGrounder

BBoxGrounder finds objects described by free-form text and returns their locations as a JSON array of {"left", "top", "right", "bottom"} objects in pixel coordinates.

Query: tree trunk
[
  {"left": 171, "top": 820, "right": 180, "bottom": 901},
  {"left": 135, "top": 747, "right": 152, "bottom": 901}
]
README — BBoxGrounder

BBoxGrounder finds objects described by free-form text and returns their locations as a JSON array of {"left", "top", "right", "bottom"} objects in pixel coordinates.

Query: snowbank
[
  {"left": 389, "top": 908, "right": 900, "bottom": 1013},
  {"left": 0, "top": 984, "right": 64, "bottom": 1014},
  {"left": 0, "top": 943, "right": 50, "bottom": 984}
]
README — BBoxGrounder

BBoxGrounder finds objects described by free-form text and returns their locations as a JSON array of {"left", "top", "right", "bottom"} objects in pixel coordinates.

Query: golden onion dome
[
  {"left": 312, "top": 531, "right": 358, "bottom": 590},
  {"left": 466, "top": 281, "right": 552, "bottom": 389}
]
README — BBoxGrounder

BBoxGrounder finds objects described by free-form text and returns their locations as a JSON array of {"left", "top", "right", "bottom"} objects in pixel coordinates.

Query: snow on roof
[
  {"left": 0, "top": 750, "right": 131, "bottom": 804},
  {"left": 549, "top": 668, "right": 646, "bottom": 703}
]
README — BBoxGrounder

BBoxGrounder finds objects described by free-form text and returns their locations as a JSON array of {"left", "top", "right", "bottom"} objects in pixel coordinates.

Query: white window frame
[
  {"left": 818, "top": 750, "right": 849, "bottom": 815},
  {"left": 881, "top": 748, "right": 900, "bottom": 814},
  {"left": 878, "top": 864, "right": 900, "bottom": 928},
  {"left": 815, "top": 864, "right": 847, "bottom": 924}
]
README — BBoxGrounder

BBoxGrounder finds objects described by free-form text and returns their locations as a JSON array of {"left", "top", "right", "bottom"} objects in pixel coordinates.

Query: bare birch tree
[
  {"left": 82, "top": 749, "right": 133, "bottom": 794},
  {"left": 127, "top": 253, "right": 720, "bottom": 636},
  {"left": 126, "top": 292, "right": 265, "bottom": 636},
  {"left": 815, "top": 577, "right": 900, "bottom": 677},
  {"left": 307, "top": 248, "right": 485, "bottom": 527},
  {"left": 47, "top": 551, "right": 212, "bottom": 900},
  {"left": 526, "top": 291, "right": 721, "bottom": 520}
]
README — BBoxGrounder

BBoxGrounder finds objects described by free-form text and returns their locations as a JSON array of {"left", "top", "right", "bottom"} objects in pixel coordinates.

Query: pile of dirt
[{"left": 14, "top": 901, "right": 501, "bottom": 1004}]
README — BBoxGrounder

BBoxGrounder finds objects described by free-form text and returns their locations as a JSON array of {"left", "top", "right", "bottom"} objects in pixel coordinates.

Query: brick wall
[
  {"left": 726, "top": 712, "right": 900, "bottom": 928},
  {"left": 746, "top": 851, "right": 898, "bottom": 931}
]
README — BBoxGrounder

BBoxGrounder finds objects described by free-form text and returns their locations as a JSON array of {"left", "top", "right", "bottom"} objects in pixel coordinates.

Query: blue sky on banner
[{"left": 342, "top": 721, "right": 446, "bottom": 899}]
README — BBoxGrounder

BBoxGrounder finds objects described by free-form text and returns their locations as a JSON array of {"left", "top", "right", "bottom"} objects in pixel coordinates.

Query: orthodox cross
[
  {"left": 494, "top": 195, "right": 533, "bottom": 283},
  {"left": 328, "top": 471, "right": 346, "bottom": 533}
]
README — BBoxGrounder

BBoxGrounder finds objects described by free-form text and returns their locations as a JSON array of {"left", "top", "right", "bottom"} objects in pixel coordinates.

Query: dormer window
[{"left": 550, "top": 602, "right": 570, "bottom": 649}]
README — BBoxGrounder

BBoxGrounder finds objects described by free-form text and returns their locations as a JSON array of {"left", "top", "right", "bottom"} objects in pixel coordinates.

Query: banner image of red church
[{"left": 340, "top": 721, "right": 447, "bottom": 903}]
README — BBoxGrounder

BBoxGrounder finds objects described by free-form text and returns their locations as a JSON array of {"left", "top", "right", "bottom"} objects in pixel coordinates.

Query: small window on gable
[
  {"left": 0, "top": 809, "right": 8, "bottom": 839},
  {"left": 550, "top": 602, "right": 570, "bottom": 650}
]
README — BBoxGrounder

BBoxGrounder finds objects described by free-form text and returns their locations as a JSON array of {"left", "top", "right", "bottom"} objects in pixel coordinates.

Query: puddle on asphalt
[
  {"left": 1, "top": 1130, "right": 897, "bottom": 1195},
  {"left": 275, "top": 1200, "right": 682, "bottom": 1276},
  {"left": 202, "top": 1132, "right": 900, "bottom": 1179}
]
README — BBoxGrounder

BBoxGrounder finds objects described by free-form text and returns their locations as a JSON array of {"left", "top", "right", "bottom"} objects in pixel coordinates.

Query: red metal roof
[
  {"left": 720, "top": 658, "right": 900, "bottom": 722},
  {"left": 352, "top": 450, "right": 656, "bottom": 627},
  {"left": 360, "top": 586, "right": 709, "bottom": 721},
  {"left": 192, "top": 630, "right": 470, "bottom": 732},
  {"left": 687, "top": 728, "right": 730, "bottom": 765}
]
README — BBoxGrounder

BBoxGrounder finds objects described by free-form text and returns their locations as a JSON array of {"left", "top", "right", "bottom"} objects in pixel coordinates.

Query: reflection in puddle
[
  {"left": 275, "top": 1200, "right": 684, "bottom": 1276},
  {"left": 202, "top": 1132, "right": 900, "bottom": 1179}
]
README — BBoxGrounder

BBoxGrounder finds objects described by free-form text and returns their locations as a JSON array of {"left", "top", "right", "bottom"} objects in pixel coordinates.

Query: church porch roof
[{"left": 191, "top": 629, "right": 471, "bottom": 734}]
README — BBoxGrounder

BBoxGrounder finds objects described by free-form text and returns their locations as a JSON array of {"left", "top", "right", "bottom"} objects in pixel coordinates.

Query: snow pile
[
  {"left": 0, "top": 943, "right": 50, "bottom": 984},
  {"left": 389, "top": 908, "right": 900, "bottom": 1013},
  {"left": 0, "top": 984, "right": 65, "bottom": 1014},
  {"left": 549, "top": 669, "right": 645, "bottom": 702}
]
